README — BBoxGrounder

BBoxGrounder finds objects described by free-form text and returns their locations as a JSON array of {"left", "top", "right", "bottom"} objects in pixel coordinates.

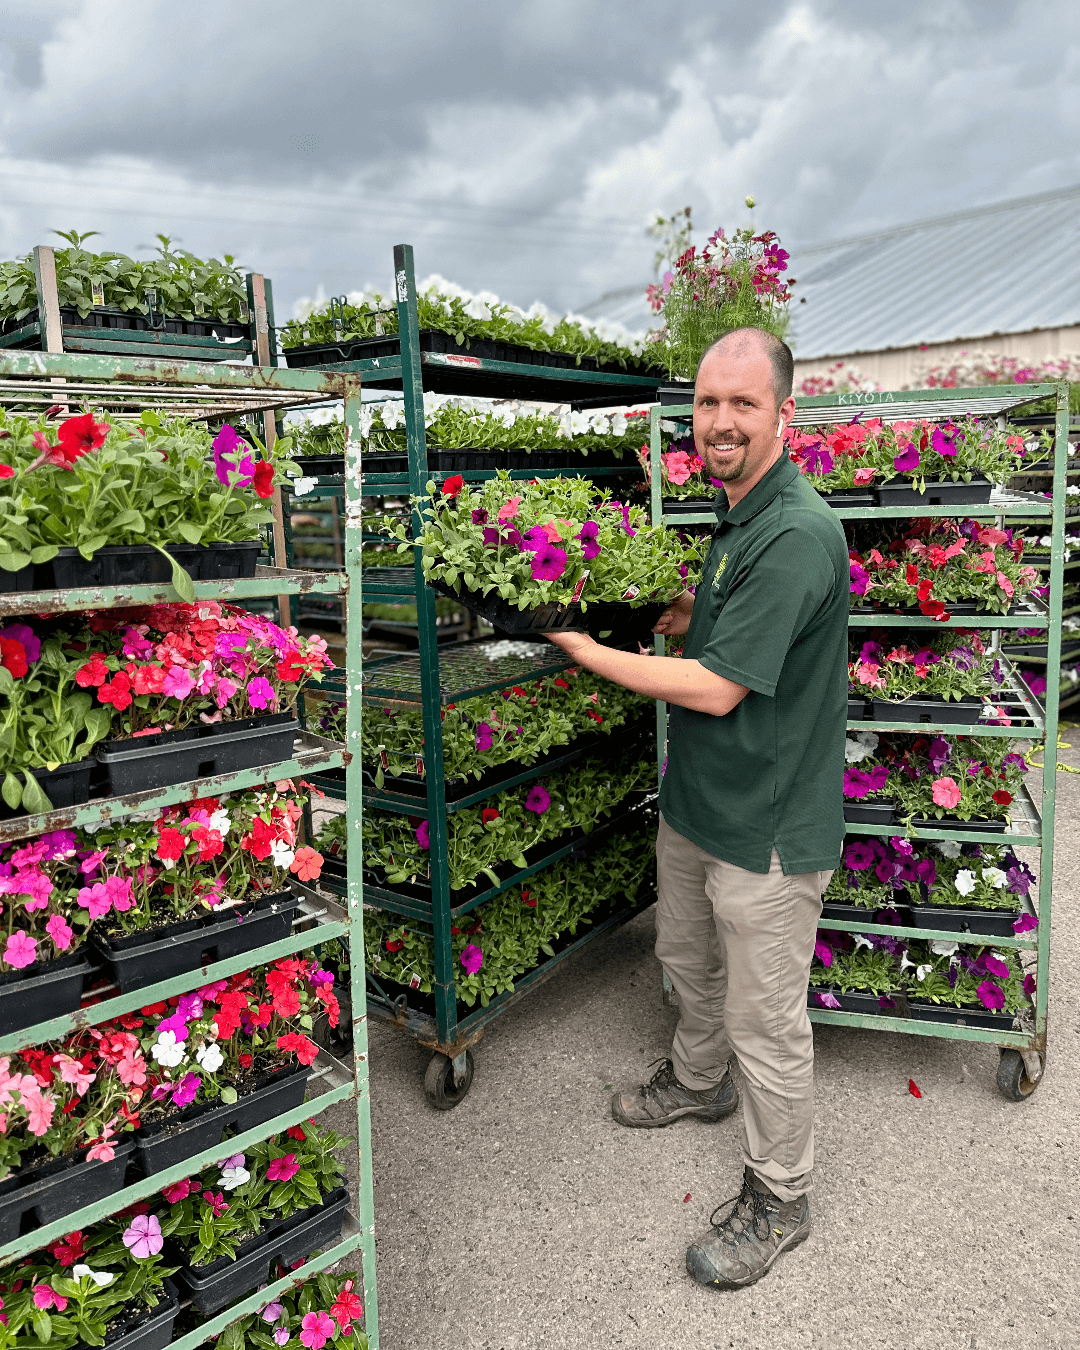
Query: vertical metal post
[
  {"left": 248, "top": 271, "right": 292, "bottom": 627},
  {"left": 650, "top": 406, "right": 667, "bottom": 781},
  {"left": 32, "top": 246, "right": 64, "bottom": 353},
  {"left": 343, "top": 377, "right": 380, "bottom": 1347},
  {"left": 393, "top": 244, "right": 457, "bottom": 1046},
  {"left": 1034, "top": 382, "right": 1068, "bottom": 1044}
]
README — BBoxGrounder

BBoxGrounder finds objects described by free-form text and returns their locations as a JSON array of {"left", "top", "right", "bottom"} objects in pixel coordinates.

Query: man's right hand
[{"left": 653, "top": 590, "right": 696, "bottom": 636}]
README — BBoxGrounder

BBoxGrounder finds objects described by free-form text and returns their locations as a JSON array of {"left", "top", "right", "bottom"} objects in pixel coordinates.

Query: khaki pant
[{"left": 654, "top": 815, "right": 831, "bottom": 1201}]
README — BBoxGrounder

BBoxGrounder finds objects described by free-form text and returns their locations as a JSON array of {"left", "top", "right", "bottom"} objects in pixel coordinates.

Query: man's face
[{"left": 693, "top": 342, "right": 795, "bottom": 487}]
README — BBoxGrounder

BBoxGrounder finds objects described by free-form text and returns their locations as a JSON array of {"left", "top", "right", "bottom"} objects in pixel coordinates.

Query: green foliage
[
  {"left": 0, "top": 233, "right": 249, "bottom": 324},
  {"left": 809, "top": 943, "right": 905, "bottom": 995},
  {"left": 849, "top": 629, "right": 1002, "bottom": 703}
]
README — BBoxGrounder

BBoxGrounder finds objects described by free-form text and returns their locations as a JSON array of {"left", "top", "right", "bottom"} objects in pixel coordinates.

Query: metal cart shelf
[
  {"left": 648, "top": 382, "right": 1068, "bottom": 1100},
  {"left": 0, "top": 353, "right": 381, "bottom": 1346}
]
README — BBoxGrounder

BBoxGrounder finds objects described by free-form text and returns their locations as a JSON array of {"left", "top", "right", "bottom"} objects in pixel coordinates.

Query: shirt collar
[{"left": 713, "top": 454, "right": 799, "bottom": 530}]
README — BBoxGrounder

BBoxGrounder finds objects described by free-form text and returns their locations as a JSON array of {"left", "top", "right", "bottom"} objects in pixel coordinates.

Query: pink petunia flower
[
  {"left": 524, "top": 784, "right": 551, "bottom": 815},
  {"left": 931, "top": 777, "right": 961, "bottom": 809}
]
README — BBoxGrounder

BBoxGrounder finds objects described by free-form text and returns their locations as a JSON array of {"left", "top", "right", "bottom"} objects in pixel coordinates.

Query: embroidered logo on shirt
[{"left": 712, "top": 552, "right": 729, "bottom": 587}]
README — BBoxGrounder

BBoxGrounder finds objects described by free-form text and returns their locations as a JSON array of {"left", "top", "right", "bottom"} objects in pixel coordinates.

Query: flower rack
[
  {"left": 650, "top": 381, "right": 1067, "bottom": 1101},
  {"left": 0, "top": 350, "right": 380, "bottom": 1348}
]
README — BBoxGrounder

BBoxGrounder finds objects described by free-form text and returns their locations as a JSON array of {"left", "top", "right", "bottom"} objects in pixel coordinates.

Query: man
[{"left": 544, "top": 326, "right": 848, "bottom": 1290}]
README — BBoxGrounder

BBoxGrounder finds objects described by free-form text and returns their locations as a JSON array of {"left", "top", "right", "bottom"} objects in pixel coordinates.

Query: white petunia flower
[
  {"left": 953, "top": 869, "right": 977, "bottom": 896},
  {"left": 982, "top": 866, "right": 1008, "bottom": 889},
  {"left": 915, "top": 963, "right": 933, "bottom": 982},
  {"left": 196, "top": 1043, "right": 224, "bottom": 1073},
  {"left": 151, "top": 1032, "right": 186, "bottom": 1068},
  {"left": 935, "top": 840, "right": 963, "bottom": 859},
  {"left": 929, "top": 939, "right": 959, "bottom": 956},
  {"left": 853, "top": 933, "right": 873, "bottom": 950}
]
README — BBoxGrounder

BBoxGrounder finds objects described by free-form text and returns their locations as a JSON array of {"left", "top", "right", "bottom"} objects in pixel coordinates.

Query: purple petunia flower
[
  {"left": 1023, "top": 972, "right": 1036, "bottom": 997},
  {"left": 843, "top": 841, "right": 877, "bottom": 870},
  {"left": 475, "top": 722, "right": 494, "bottom": 752},
  {"left": 471, "top": 508, "right": 488, "bottom": 524},
  {"left": 1002, "top": 752, "right": 1029, "bottom": 773},
  {"left": 460, "top": 944, "right": 483, "bottom": 975},
  {"left": 212, "top": 424, "right": 255, "bottom": 488},
  {"left": 525, "top": 784, "right": 551, "bottom": 814},
  {"left": 927, "top": 738, "right": 951, "bottom": 773},
  {"left": 849, "top": 562, "right": 870, "bottom": 596},
  {"left": 415, "top": 820, "right": 430, "bottom": 849},
  {"left": 482, "top": 527, "right": 502, "bottom": 549},
  {"left": 0, "top": 623, "right": 40, "bottom": 664},
  {"left": 576, "top": 521, "right": 601, "bottom": 561},
  {"left": 983, "top": 954, "right": 1011, "bottom": 979},
  {"left": 1012, "top": 913, "right": 1038, "bottom": 934},
  {"left": 976, "top": 980, "right": 1006, "bottom": 1012},
  {"left": 931, "top": 425, "right": 958, "bottom": 459},
  {"left": 815, "top": 991, "right": 841, "bottom": 1009},
  {"left": 813, "top": 939, "right": 833, "bottom": 968},
  {"left": 530, "top": 544, "right": 567, "bottom": 582},
  {"left": 521, "top": 526, "right": 549, "bottom": 552},
  {"left": 893, "top": 443, "right": 920, "bottom": 473},
  {"left": 949, "top": 646, "right": 977, "bottom": 672},
  {"left": 803, "top": 446, "right": 834, "bottom": 476}
]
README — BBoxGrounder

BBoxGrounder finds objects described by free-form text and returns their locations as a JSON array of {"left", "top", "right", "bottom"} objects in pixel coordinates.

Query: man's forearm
[{"left": 558, "top": 642, "right": 747, "bottom": 716}]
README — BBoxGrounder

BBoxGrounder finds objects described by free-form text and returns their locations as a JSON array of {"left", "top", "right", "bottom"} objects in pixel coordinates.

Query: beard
[{"left": 702, "top": 436, "right": 750, "bottom": 483}]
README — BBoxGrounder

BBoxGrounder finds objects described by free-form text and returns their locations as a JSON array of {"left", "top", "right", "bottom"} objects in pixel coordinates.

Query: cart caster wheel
[
  {"left": 424, "top": 1050, "right": 474, "bottom": 1110},
  {"left": 997, "top": 1049, "right": 1044, "bottom": 1101}
]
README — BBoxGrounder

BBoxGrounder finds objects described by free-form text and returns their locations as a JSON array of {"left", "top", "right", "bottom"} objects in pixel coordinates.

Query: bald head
[{"left": 697, "top": 327, "right": 794, "bottom": 411}]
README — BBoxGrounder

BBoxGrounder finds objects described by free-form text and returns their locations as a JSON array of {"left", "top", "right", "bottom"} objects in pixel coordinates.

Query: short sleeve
[{"left": 696, "top": 529, "right": 837, "bottom": 697}]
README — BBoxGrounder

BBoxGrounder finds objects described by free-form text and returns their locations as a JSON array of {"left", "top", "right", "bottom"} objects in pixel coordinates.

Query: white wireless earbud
[{"left": 776, "top": 418, "right": 784, "bottom": 438}]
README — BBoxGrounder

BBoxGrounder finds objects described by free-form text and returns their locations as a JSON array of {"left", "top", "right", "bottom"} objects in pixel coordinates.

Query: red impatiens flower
[
  {"left": 98, "top": 671, "right": 133, "bottom": 709},
  {"left": 0, "top": 465, "right": 13, "bottom": 478},
  {"left": 192, "top": 825, "right": 224, "bottom": 862},
  {"left": 0, "top": 637, "right": 28, "bottom": 679},
  {"left": 276, "top": 1032, "right": 318, "bottom": 1065},
  {"left": 442, "top": 474, "right": 464, "bottom": 498},
  {"left": 75, "top": 653, "right": 110, "bottom": 687},
  {"left": 241, "top": 815, "right": 275, "bottom": 861},
  {"left": 252, "top": 460, "right": 275, "bottom": 499},
  {"left": 155, "top": 828, "right": 187, "bottom": 863}
]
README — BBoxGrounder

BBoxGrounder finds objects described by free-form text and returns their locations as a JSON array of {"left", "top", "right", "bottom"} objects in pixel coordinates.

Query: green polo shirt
[{"left": 659, "top": 454, "right": 848, "bottom": 874}]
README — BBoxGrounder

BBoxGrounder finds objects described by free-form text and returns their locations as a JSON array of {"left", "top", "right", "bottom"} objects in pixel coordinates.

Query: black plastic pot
[
  {"left": 847, "top": 696, "right": 870, "bottom": 721},
  {"left": 0, "top": 948, "right": 91, "bottom": 1035},
  {"left": 908, "top": 903, "right": 1021, "bottom": 937},
  {"left": 92, "top": 891, "right": 300, "bottom": 994},
  {"left": 843, "top": 799, "right": 896, "bottom": 825},
  {"left": 0, "top": 1140, "right": 134, "bottom": 1243},
  {"left": 95, "top": 1283, "right": 180, "bottom": 1350},
  {"left": 95, "top": 713, "right": 298, "bottom": 796},
  {"left": 870, "top": 695, "right": 984, "bottom": 725},
  {"left": 134, "top": 1063, "right": 312, "bottom": 1175},
  {"left": 658, "top": 381, "right": 695, "bottom": 407},
  {"left": 0, "top": 564, "right": 35, "bottom": 594},
  {"left": 662, "top": 496, "right": 715, "bottom": 516},
  {"left": 364, "top": 716, "right": 650, "bottom": 804},
  {"left": 428, "top": 578, "right": 665, "bottom": 642},
  {"left": 37, "top": 541, "right": 262, "bottom": 590},
  {"left": 908, "top": 814, "right": 1009, "bottom": 835},
  {"left": 819, "top": 900, "right": 899, "bottom": 926},
  {"left": 821, "top": 486, "right": 879, "bottom": 508},
  {"left": 906, "top": 998, "right": 1014, "bottom": 1031},
  {"left": 291, "top": 454, "right": 347, "bottom": 477},
  {"left": 173, "top": 1187, "right": 349, "bottom": 1314},
  {"left": 0, "top": 758, "right": 94, "bottom": 818},
  {"left": 0, "top": 304, "right": 247, "bottom": 342},
  {"left": 807, "top": 987, "right": 905, "bottom": 1016},
  {"left": 876, "top": 473, "right": 993, "bottom": 507}
]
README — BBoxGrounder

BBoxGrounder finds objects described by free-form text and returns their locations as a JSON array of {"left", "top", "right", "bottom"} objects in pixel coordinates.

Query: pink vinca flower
[
  {"left": 123, "top": 1213, "right": 163, "bottom": 1259},
  {"left": 32, "top": 1285, "right": 67, "bottom": 1312},
  {"left": 266, "top": 1153, "right": 300, "bottom": 1182},
  {"left": 300, "top": 1312, "right": 335, "bottom": 1350}
]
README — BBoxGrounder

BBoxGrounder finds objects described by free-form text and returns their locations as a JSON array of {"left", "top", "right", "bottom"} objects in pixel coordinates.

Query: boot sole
[
  {"left": 691, "top": 1222, "right": 811, "bottom": 1290},
  {"left": 611, "top": 1092, "right": 740, "bottom": 1129}
]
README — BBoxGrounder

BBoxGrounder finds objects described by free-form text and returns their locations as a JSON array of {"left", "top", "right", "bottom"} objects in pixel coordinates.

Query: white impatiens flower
[
  {"left": 150, "top": 1032, "right": 186, "bottom": 1068},
  {"left": 929, "top": 939, "right": 959, "bottom": 956},
  {"left": 220, "top": 1163, "right": 251, "bottom": 1191},
  {"left": 208, "top": 809, "right": 231, "bottom": 837},
  {"left": 196, "top": 1042, "right": 224, "bottom": 1074},
  {"left": 72, "top": 1266, "right": 114, "bottom": 1287},
  {"left": 982, "top": 866, "right": 1008, "bottom": 889},
  {"left": 270, "top": 839, "right": 295, "bottom": 869},
  {"left": 935, "top": 840, "right": 963, "bottom": 859},
  {"left": 953, "top": 869, "right": 977, "bottom": 896}
]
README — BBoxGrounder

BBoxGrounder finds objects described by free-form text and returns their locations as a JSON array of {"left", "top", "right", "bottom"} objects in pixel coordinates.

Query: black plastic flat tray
[
  {"left": 907, "top": 903, "right": 1021, "bottom": 938},
  {"left": 134, "top": 1064, "right": 311, "bottom": 1175},
  {"left": 843, "top": 799, "right": 896, "bottom": 825},
  {"left": 821, "top": 487, "right": 879, "bottom": 508},
  {"left": 0, "top": 564, "right": 35, "bottom": 594},
  {"left": 907, "top": 999, "right": 1014, "bottom": 1030},
  {"left": 0, "top": 758, "right": 94, "bottom": 818},
  {"left": 662, "top": 496, "right": 715, "bottom": 516},
  {"left": 870, "top": 696, "right": 984, "bottom": 725},
  {"left": 92, "top": 891, "right": 299, "bottom": 993},
  {"left": 0, "top": 949, "right": 90, "bottom": 1035},
  {"left": 37, "top": 541, "right": 261, "bottom": 589},
  {"left": 0, "top": 305, "right": 247, "bottom": 340},
  {"left": 807, "top": 987, "right": 906, "bottom": 1016},
  {"left": 907, "top": 814, "right": 1009, "bottom": 835},
  {"left": 429, "top": 577, "right": 665, "bottom": 641},
  {"left": 96, "top": 714, "right": 298, "bottom": 796},
  {"left": 0, "top": 1140, "right": 133, "bottom": 1242},
  {"left": 875, "top": 474, "right": 993, "bottom": 507},
  {"left": 847, "top": 696, "right": 870, "bottom": 721},
  {"left": 97, "top": 1283, "right": 180, "bottom": 1350}
]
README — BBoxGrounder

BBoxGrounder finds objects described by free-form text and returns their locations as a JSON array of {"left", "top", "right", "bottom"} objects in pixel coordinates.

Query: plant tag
[
  {"left": 427, "top": 863, "right": 431, "bottom": 879},
  {"left": 379, "top": 746, "right": 389, "bottom": 770},
  {"left": 416, "top": 755, "right": 425, "bottom": 777},
  {"left": 409, "top": 975, "right": 421, "bottom": 989},
  {"left": 91, "top": 281, "right": 105, "bottom": 307},
  {"left": 571, "top": 570, "right": 590, "bottom": 603},
  {"left": 622, "top": 585, "right": 641, "bottom": 600},
  {"left": 441, "top": 353, "right": 482, "bottom": 367}
]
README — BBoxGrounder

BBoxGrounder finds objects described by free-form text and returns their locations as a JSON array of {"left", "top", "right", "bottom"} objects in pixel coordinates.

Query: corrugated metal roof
[
  {"left": 787, "top": 184, "right": 1080, "bottom": 359},
  {"left": 577, "top": 184, "right": 1080, "bottom": 360}
]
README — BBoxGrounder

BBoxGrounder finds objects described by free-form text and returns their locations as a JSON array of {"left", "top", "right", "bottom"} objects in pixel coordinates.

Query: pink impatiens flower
[
  {"left": 246, "top": 676, "right": 277, "bottom": 710},
  {"left": 266, "top": 1153, "right": 300, "bottom": 1182},
  {"left": 46, "top": 915, "right": 74, "bottom": 951},
  {"left": 76, "top": 883, "right": 112, "bottom": 919},
  {"left": 931, "top": 776, "right": 962, "bottom": 809},
  {"left": 162, "top": 665, "right": 196, "bottom": 700},
  {"left": 3, "top": 931, "right": 37, "bottom": 970},
  {"left": 300, "top": 1312, "right": 335, "bottom": 1349},
  {"left": 56, "top": 1054, "right": 96, "bottom": 1097}
]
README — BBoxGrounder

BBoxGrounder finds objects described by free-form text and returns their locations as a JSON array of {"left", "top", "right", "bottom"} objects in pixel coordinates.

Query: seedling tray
[
  {"left": 96, "top": 1283, "right": 179, "bottom": 1350},
  {"left": 663, "top": 496, "right": 715, "bottom": 516},
  {"left": 875, "top": 474, "right": 993, "bottom": 507},
  {"left": 92, "top": 890, "right": 299, "bottom": 993},
  {"left": 907, "top": 999, "right": 1015, "bottom": 1031},
  {"left": 134, "top": 1064, "right": 312, "bottom": 1174},
  {"left": 822, "top": 487, "right": 879, "bottom": 508},
  {"left": 0, "top": 758, "right": 94, "bottom": 818},
  {"left": 819, "top": 900, "right": 907, "bottom": 926},
  {"left": 847, "top": 696, "right": 870, "bottom": 721},
  {"left": 0, "top": 1139, "right": 134, "bottom": 1242},
  {"left": 429, "top": 578, "right": 665, "bottom": 642},
  {"left": 843, "top": 799, "right": 896, "bottom": 825},
  {"left": 850, "top": 600, "right": 1022, "bottom": 617},
  {"left": 0, "top": 304, "right": 247, "bottom": 341},
  {"left": 0, "top": 948, "right": 91, "bottom": 1035},
  {"left": 0, "top": 564, "right": 35, "bottom": 594},
  {"left": 808, "top": 987, "right": 905, "bottom": 1016},
  {"left": 907, "top": 903, "right": 1021, "bottom": 938},
  {"left": 173, "top": 1187, "right": 349, "bottom": 1314},
  {"left": 38, "top": 541, "right": 262, "bottom": 589},
  {"left": 870, "top": 695, "right": 984, "bottom": 725},
  {"left": 908, "top": 814, "right": 1009, "bottom": 835},
  {"left": 96, "top": 713, "right": 298, "bottom": 796}
]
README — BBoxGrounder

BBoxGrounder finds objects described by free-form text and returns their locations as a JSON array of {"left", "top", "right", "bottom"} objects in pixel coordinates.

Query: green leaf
[
  {"left": 20, "top": 770, "right": 51, "bottom": 815},
  {"left": 78, "top": 535, "right": 108, "bottom": 559},
  {"left": 175, "top": 520, "right": 204, "bottom": 544},
  {"left": 29, "top": 544, "right": 59, "bottom": 564},
  {"left": 0, "top": 550, "right": 30, "bottom": 572},
  {"left": 220, "top": 1085, "right": 238, "bottom": 1104},
  {"left": 109, "top": 509, "right": 145, "bottom": 531},
  {"left": 1, "top": 771, "right": 22, "bottom": 811},
  {"left": 33, "top": 1311, "right": 53, "bottom": 1342}
]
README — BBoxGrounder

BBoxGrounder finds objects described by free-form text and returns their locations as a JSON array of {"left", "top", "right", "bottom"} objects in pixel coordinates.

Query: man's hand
[
  {"left": 653, "top": 591, "right": 696, "bottom": 637},
  {"left": 543, "top": 631, "right": 597, "bottom": 656}
]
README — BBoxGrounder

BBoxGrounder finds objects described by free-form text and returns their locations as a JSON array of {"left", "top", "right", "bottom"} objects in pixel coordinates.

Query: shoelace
[
  {"left": 709, "top": 1178, "right": 774, "bottom": 1246},
  {"left": 640, "top": 1057, "right": 677, "bottom": 1097}
]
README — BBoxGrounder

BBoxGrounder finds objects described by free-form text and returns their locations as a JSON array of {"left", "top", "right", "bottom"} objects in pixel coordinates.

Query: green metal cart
[
  {"left": 0, "top": 352, "right": 381, "bottom": 1346},
  {"left": 648, "top": 382, "right": 1069, "bottom": 1099}
]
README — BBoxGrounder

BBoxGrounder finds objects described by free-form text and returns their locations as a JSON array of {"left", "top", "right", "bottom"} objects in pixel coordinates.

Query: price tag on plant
[
  {"left": 91, "top": 281, "right": 105, "bottom": 307},
  {"left": 379, "top": 746, "right": 389, "bottom": 771},
  {"left": 622, "top": 585, "right": 641, "bottom": 600},
  {"left": 571, "top": 570, "right": 590, "bottom": 603},
  {"left": 416, "top": 755, "right": 425, "bottom": 777},
  {"left": 409, "top": 975, "right": 421, "bottom": 989}
]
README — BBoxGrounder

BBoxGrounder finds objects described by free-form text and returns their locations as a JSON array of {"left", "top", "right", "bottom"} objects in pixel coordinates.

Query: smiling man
[{"left": 544, "top": 327, "right": 848, "bottom": 1291}]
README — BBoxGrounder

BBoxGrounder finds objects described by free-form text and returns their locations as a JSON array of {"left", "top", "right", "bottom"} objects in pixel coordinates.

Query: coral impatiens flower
[{"left": 290, "top": 846, "right": 323, "bottom": 882}]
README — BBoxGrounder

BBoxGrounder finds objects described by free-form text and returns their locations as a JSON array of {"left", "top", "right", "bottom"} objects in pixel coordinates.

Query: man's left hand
[{"left": 543, "top": 630, "right": 597, "bottom": 655}]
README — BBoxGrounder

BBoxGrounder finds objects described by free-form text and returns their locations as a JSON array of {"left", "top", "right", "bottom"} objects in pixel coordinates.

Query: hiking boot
[
  {"left": 611, "top": 1058, "right": 739, "bottom": 1128},
  {"left": 686, "top": 1167, "right": 811, "bottom": 1290}
]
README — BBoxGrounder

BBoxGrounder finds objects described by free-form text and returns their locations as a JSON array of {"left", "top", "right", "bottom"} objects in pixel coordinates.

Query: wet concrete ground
[{"left": 326, "top": 737, "right": 1079, "bottom": 1350}]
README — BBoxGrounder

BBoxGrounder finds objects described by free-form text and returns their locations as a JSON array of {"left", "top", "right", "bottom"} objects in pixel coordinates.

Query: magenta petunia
[
  {"left": 983, "top": 954, "right": 1011, "bottom": 980},
  {"left": 212, "top": 424, "right": 255, "bottom": 488},
  {"left": 815, "top": 991, "right": 841, "bottom": 1009},
  {"left": 474, "top": 722, "right": 494, "bottom": 752},
  {"left": 460, "top": 944, "right": 483, "bottom": 975},
  {"left": 530, "top": 544, "right": 567, "bottom": 582},
  {"left": 1012, "top": 913, "right": 1038, "bottom": 934},
  {"left": 813, "top": 939, "right": 833, "bottom": 968},
  {"left": 842, "top": 841, "right": 877, "bottom": 871},
  {"left": 893, "top": 443, "right": 920, "bottom": 473},
  {"left": 575, "top": 521, "right": 601, "bottom": 561},
  {"left": 976, "top": 980, "right": 1006, "bottom": 1012},
  {"left": 524, "top": 784, "right": 551, "bottom": 814},
  {"left": 415, "top": 820, "right": 430, "bottom": 850}
]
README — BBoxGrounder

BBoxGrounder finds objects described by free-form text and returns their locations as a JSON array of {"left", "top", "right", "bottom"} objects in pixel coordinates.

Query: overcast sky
[{"left": 0, "top": 0, "right": 1077, "bottom": 328}]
